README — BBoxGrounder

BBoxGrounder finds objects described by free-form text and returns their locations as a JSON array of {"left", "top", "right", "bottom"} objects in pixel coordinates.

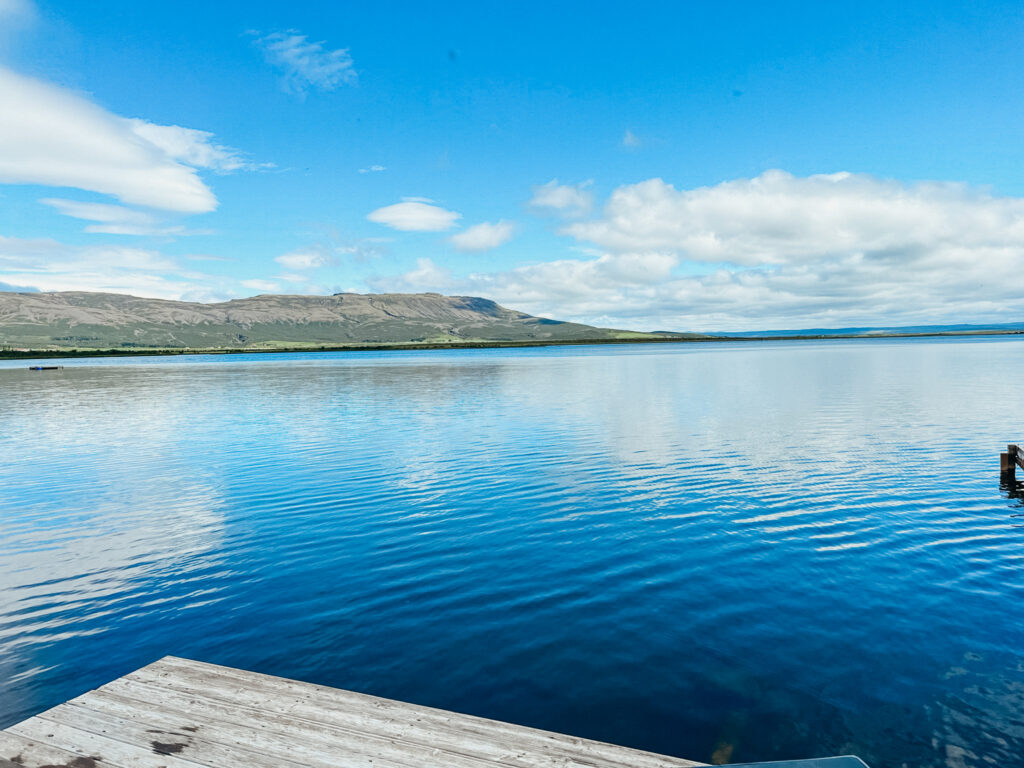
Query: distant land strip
[
  {"left": 2, "top": 290, "right": 1022, "bottom": 360},
  {"left": 3, "top": 329, "right": 1023, "bottom": 361}
]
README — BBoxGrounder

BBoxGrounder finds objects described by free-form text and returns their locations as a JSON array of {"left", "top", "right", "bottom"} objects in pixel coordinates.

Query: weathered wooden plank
[
  {"left": 134, "top": 656, "right": 703, "bottom": 768},
  {"left": 0, "top": 731, "right": 121, "bottom": 768},
  {"left": 4, "top": 655, "right": 706, "bottom": 768},
  {"left": 36, "top": 698, "right": 470, "bottom": 768},
  {"left": 5, "top": 718, "right": 211, "bottom": 768},
  {"left": 112, "top": 666, "right": 700, "bottom": 768},
  {"left": 83, "top": 677, "right": 680, "bottom": 768},
  {"left": 13, "top": 708, "right": 316, "bottom": 768},
  {"left": 1011, "top": 444, "right": 1024, "bottom": 470}
]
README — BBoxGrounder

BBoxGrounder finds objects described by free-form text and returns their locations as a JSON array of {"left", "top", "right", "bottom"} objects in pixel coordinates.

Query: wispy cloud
[
  {"left": 273, "top": 272, "right": 310, "bottom": 283},
  {"left": 622, "top": 129, "right": 641, "bottom": 148},
  {"left": 0, "top": 235, "right": 232, "bottom": 301},
  {"left": 185, "top": 253, "right": 236, "bottom": 262},
  {"left": 367, "top": 199, "right": 461, "bottom": 231},
  {"left": 529, "top": 179, "right": 594, "bottom": 218},
  {"left": 40, "top": 198, "right": 186, "bottom": 236},
  {"left": 127, "top": 121, "right": 265, "bottom": 173},
  {"left": 368, "top": 258, "right": 451, "bottom": 294},
  {"left": 450, "top": 220, "right": 516, "bottom": 252},
  {"left": 275, "top": 248, "right": 336, "bottom": 270},
  {"left": 0, "top": 279, "right": 39, "bottom": 292},
  {"left": 241, "top": 279, "right": 280, "bottom": 293},
  {"left": 252, "top": 30, "right": 357, "bottom": 95},
  {"left": 274, "top": 233, "right": 385, "bottom": 272},
  {"left": 358, "top": 164, "right": 386, "bottom": 174}
]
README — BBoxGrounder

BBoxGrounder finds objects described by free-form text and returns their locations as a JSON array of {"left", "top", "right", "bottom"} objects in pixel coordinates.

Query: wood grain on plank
[
  {"left": 5, "top": 718, "right": 210, "bottom": 768},
  {"left": 136, "top": 657, "right": 703, "bottom": 768},
  {"left": 0, "top": 731, "right": 119, "bottom": 768},
  {"left": 3, "top": 655, "right": 705, "bottom": 768},
  {"left": 104, "top": 672, "right": 697, "bottom": 768}
]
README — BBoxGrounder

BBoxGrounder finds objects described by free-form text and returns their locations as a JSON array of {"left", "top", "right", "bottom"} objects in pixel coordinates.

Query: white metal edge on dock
[{"left": 1, "top": 656, "right": 705, "bottom": 768}]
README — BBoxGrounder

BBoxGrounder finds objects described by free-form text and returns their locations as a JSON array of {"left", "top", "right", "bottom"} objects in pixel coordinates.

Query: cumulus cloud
[
  {"left": 253, "top": 30, "right": 356, "bottom": 95},
  {"left": 529, "top": 179, "right": 594, "bottom": 218},
  {"left": 369, "top": 171, "right": 1024, "bottom": 331},
  {"left": 0, "top": 66, "right": 255, "bottom": 213},
  {"left": 565, "top": 170, "right": 1024, "bottom": 265},
  {"left": 450, "top": 220, "right": 516, "bottom": 252},
  {"left": 367, "top": 200, "right": 461, "bottom": 231},
  {"left": 0, "top": 235, "right": 231, "bottom": 300}
]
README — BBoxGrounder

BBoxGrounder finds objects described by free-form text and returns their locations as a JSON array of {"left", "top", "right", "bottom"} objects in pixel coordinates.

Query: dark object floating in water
[
  {"left": 1001, "top": 443, "right": 1023, "bottom": 480},
  {"left": 28, "top": 365, "right": 64, "bottom": 371}
]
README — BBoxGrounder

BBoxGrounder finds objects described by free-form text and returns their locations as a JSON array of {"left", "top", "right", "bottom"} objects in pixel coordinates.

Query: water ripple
[{"left": 1, "top": 338, "right": 1023, "bottom": 767}]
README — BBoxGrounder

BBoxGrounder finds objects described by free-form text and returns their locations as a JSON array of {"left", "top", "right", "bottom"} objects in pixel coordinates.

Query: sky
[{"left": 1, "top": 0, "right": 1023, "bottom": 331}]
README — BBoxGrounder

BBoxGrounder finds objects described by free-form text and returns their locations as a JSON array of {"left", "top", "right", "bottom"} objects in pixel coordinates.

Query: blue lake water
[{"left": 1, "top": 338, "right": 1023, "bottom": 767}]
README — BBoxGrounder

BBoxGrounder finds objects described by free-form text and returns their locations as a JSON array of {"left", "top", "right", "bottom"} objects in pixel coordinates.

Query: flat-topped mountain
[{"left": 0, "top": 291, "right": 659, "bottom": 350}]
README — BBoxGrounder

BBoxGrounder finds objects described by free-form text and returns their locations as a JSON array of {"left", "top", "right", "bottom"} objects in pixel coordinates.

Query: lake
[{"left": 1, "top": 338, "right": 1022, "bottom": 767}]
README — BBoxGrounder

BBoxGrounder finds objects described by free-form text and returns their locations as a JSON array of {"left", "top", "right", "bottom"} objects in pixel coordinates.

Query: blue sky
[{"left": 1, "top": 0, "right": 1023, "bottom": 330}]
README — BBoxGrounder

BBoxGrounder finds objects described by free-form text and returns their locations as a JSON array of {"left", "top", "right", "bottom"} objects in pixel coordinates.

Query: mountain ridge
[{"left": 0, "top": 290, "right": 660, "bottom": 350}]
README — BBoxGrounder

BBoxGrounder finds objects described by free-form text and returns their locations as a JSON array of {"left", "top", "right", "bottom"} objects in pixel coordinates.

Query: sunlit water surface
[{"left": 2, "top": 338, "right": 1023, "bottom": 767}]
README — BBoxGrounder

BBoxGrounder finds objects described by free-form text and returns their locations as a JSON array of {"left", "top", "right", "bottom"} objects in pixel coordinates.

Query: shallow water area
[{"left": 1, "top": 338, "right": 1022, "bottom": 767}]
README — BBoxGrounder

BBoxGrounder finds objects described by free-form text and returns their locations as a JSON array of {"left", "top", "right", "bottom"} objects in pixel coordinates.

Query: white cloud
[
  {"left": 367, "top": 200, "right": 461, "bottom": 231},
  {"left": 336, "top": 241, "right": 386, "bottom": 261},
  {"left": 253, "top": 30, "right": 356, "bottom": 95},
  {"left": 565, "top": 170, "right": 1024, "bottom": 265},
  {"left": 367, "top": 258, "right": 452, "bottom": 294},
  {"left": 274, "top": 248, "right": 335, "bottom": 270},
  {"left": 274, "top": 237, "right": 385, "bottom": 274},
  {"left": 0, "top": 235, "right": 231, "bottom": 300},
  {"left": 274, "top": 273, "right": 310, "bottom": 283},
  {"left": 0, "top": 66, "right": 254, "bottom": 213},
  {"left": 369, "top": 171, "right": 1024, "bottom": 331},
  {"left": 241, "top": 279, "right": 280, "bottom": 293},
  {"left": 450, "top": 220, "right": 516, "bottom": 252},
  {"left": 622, "top": 129, "right": 641, "bottom": 148},
  {"left": 529, "top": 179, "right": 594, "bottom": 218},
  {"left": 126, "top": 121, "right": 258, "bottom": 172},
  {"left": 39, "top": 198, "right": 186, "bottom": 236},
  {"left": 358, "top": 165, "right": 386, "bottom": 174},
  {"left": 185, "top": 253, "right": 236, "bottom": 262}
]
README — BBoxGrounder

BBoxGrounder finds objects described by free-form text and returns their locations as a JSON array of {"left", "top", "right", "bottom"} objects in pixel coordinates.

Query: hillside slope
[{"left": 0, "top": 291, "right": 654, "bottom": 350}]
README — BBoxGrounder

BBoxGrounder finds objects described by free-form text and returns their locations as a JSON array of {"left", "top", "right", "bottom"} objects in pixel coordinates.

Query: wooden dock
[
  {"left": 0, "top": 656, "right": 869, "bottom": 768},
  {"left": 0, "top": 656, "right": 710, "bottom": 768}
]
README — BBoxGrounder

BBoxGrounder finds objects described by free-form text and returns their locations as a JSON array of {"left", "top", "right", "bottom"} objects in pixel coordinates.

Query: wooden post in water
[{"left": 1002, "top": 444, "right": 1019, "bottom": 481}]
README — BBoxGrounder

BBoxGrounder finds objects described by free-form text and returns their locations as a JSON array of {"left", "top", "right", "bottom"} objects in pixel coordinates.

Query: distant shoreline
[{"left": 2, "top": 328, "right": 1022, "bottom": 361}]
